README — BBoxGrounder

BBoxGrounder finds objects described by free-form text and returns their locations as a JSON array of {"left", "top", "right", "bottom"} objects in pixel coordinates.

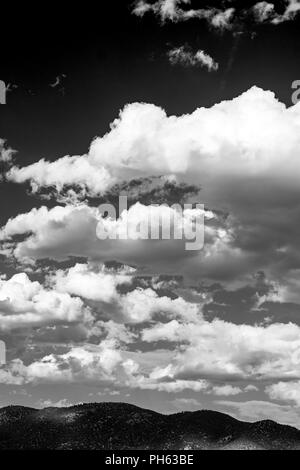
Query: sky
[{"left": 1, "top": 0, "right": 300, "bottom": 427}]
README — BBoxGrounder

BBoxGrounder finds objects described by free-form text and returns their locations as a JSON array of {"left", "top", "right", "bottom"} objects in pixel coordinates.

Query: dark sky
[
  {"left": 1, "top": 1, "right": 300, "bottom": 161},
  {"left": 1, "top": 1, "right": 300, "bottom": 425}
]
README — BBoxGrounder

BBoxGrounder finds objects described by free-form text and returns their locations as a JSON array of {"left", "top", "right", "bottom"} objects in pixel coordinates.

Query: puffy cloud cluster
[
  {"left": 6, "top": 88, "right": 300, "bottom": 285},
  {"left": 0, "top": 341, "right": 130, "bottom": 385},
  {"left": 121, "top": 287, "right": 201, "bottom": 323},
  {"left": 1, "top": 261, "right": 300, "bottom": 411},
  {"left": 3, "top": 86, "right": 300, "bottom": 418},
  {"left": 7, "top": 87, "right": 300, "bottom": 201},
  {"left": 168, "top": 46, "right": 219, "bottom": 71},
  {"left": 8, "top": 155, "right": 113, "bottom": 198},
  {"left": 142, "top": 319, "right": 300, "bottom": 381},
  {"left": 3, "top": 309, "right": 300, "bottom": 402},
  {"left": 50, "top": 262, "right": 133, "bottom": 303},
  {"left": 0, "top": 204, "right": 100, "bottom": 263},
  {"left": 266, "top": 381, "right": 300, "bottom": 406},
  {"left": 0, "top": 202, "right": 226, "bottom": 281},
  {"left": 4, "top": 88, "right": 300, "bottom": 301},
  {"left": 253, "top": 1, "right": 300, "bottom": 25},
  {"left": 0, "top": 272, "right": 90, "bottom": 330},
  {"left": 87, "top": 87, "right": 300, "bottom": 188},
  {"left": 48, "top": 262, "right": 203, "bottom": 324}
]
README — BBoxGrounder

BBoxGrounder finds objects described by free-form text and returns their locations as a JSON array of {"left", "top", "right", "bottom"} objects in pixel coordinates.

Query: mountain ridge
[{"left": 0, "top": 402, "right": 299, "bottom": 450}]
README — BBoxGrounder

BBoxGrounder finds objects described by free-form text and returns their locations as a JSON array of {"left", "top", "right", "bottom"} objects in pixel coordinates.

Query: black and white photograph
[{"left": 2, "top": 0, "right": 300, "bottom": 456}]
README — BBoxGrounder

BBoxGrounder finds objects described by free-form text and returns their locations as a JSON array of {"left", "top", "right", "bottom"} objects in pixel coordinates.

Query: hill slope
[{"left": 0, "top": 402, "right": 299, "bottom": 450}]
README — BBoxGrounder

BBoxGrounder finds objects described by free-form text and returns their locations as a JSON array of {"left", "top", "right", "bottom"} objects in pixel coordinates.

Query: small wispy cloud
[
  {"left": 6, "top": 83, "right": 18, "bottom": 93},
  {"left": 49, "top": 74, "right": 67, "bottom": 89},
  {"left": 0, "top": 138, "right": 16, "bottom": 164},
  {"left": 168, "top": 46, "right": 219, "bottom": 72},
  {"left": 49, "top": 74, "right": 67, "bottom": 95}
]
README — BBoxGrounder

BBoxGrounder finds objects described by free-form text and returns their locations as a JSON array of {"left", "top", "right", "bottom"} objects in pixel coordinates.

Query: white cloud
[
  {"left": 168, "top": 46, "right": 219, "bottom": 71},
  {"left": 48, "top": 261, "right": 202, "bottom": 324},
  {"left": 50, "top": 262, "right": 203, "bottom": 324},
  {"left": 88, "top": 87, "right": 300, "bottom": 186},
  {"left": 0, "top": 202, "right": 224, "bottom": 283},
  {"left": 0, "top": 360, "right": 28, "bottom": 385},
  {"left": 244, "top": 384, "right": 259, "bottom": 392},
  {"left": 121, "top": 287, "right": 201, "bottom": 323},
  {"left": 0, "top": 340, "right": 171, "bottom": 388},
  {"left": 25, "top": 340, "right": 124, "bottom": 383},
  {"left": 272, "top": 0, "right": 300, "bottom": 24},
  {"left": 0, "top": 204, "right": 100, "bottom": 263},
  {"left": 209, "top": 8, "right": 235, "bottom": 30},
  {"left": 142, "top": 319, "right": 300, "bottom": 381},
  {"left": 132, "top": 1, "right": 300, "bottom": 27},
  {"left": 253, "top": 2, "right": 275, "bottom": 22},
  {"left": 9, "top": 86, "right": 300, "bottom": 199},
  {"left": 50, "top": 262, "right": 133, "bottom": 303},
  {"left": 253, "top": 1, "right": 300, "bottom": 24},
  {"left": 210, "top": 384, "right": 242, "bottom": 396},
  {"left": 132, "top": 0, "right": 235, "bottom": 30},
  {"left": 0, "top": 272, "right": 90, "bottom": 330},
  {"left": 266, "top": 381, "right": 300, "bottom": 406},
  {"left": 36, "top": 398, "right": 72, "bottom": 408},
  {"left": 0, "top": 139, "right": 15, "bottom": 164},
  {"left": 7, "top": 313, "right": 300, "bottom": 392},
  {"left": 6, "top": 88, "right": 300, "bottom": 291},
  {"left": 7, "top": 155, "right": 113, "bottom": 198},
  {"left": 2, "top": 285, "right": 300, "bottom": 397},
  {"left": 133, "top": 0, "right": 153, "bottom": 17}
]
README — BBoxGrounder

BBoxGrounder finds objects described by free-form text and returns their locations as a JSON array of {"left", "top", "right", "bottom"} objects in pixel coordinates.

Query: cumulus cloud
[
  {"left": 87, "top": 87, "right": 300, "bottom": 188},
  {"left": 266, "top": 381, "right": 300, "bottom": 406},
  {"left": 253, "top": 2, "right": 276, "bottom": 22},
  {"left": 4, "top": 85, "right": 300, "bottom": 408},
  {"left": 0, "top": 202, "right": 224, "bottom": 283},
  {"left": 48, "top": 262, "right": 203, "bottom": 324},
  {"left": 6, "top": 87, "right": 300, "bottom": 292},
  {"left": 0, "top": 272, "right": 90, "bottom": 330},
  {"left": 8, "top": 87, "right": 300, "bottom": 199},
  {"left": 4, "top": 311, "right": 300, "bottom": 397},
  {"left": 2, "top": 266, "right": 300, "bottom": 399},
  {"left": 0, "top": 204, "right": 100, "bottom": 263},
  {"left": 0, "top": 341, "right": 126, "bottom": 385},
  {"left": 121, "top": 287, "right": 201, "bottom": 323},
  {"left": 50, "top": 262, "right": 133, "bottom": 303},
  {"left": 0, "top": 339, "right": 174, "bottom": 388},
  {"left": 168, "top": 46, "right": 219, "bottom": 71},
  {"left": 142, "top": 319, "right": 300, "bottom": 381},
  {"left": 25, "top": 340, "right": 125, "bottom": 383},
  {"left": 7, "top": 155, "right": 113, "bottom": 198}
]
